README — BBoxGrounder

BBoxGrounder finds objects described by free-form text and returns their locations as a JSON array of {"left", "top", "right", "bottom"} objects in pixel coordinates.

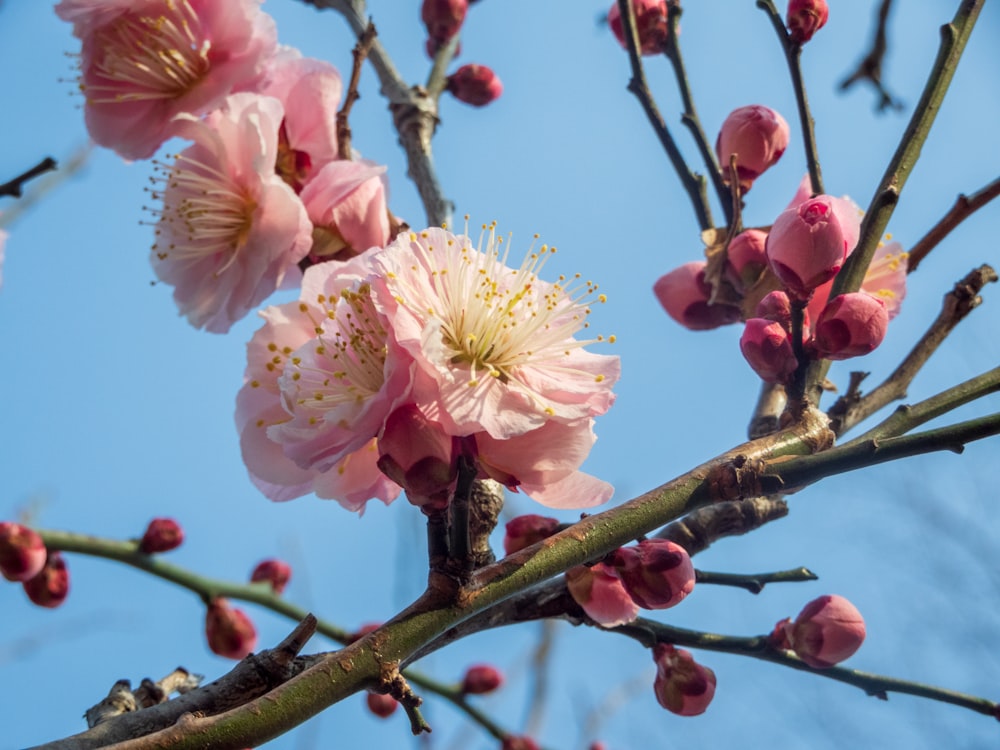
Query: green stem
[{"left": 695, "top": 567, "right": 817, "bottom": 594}]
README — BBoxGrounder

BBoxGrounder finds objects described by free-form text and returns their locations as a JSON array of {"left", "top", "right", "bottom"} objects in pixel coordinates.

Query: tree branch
[
  {"left": 907, "top": 176, "right": 1000, "bottom": 272},
  {"left": 0, "top": 157, "right": 57, "bottom": 199},
  {"left": 840, "top": 0, "right": 903, "bottom": 112}
]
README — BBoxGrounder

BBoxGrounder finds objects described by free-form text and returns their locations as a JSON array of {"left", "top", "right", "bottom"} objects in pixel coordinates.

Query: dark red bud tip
[
  {"left": 205, "top": 598, "right": 258, "bottom": 660},
  {"left": 0, "top": 522, "right": 47, "bottom": 582},
  {"left": 250, "top": 558, "right": 292, "bottom": 595},
  {"left": 366, "top": 691, "right": 399, "bottom": 718},
  {"left": 446, "top": 64, "right": 503, "bottom": 107},
  {"left": 139, "top": 518, "right": 184, "bottom": 554},
  {"left": 461, "top": 664, "right": 505, "bottom": 695},
  {"left": 23, "top": 551, "right": 70, "bottom": 608}
]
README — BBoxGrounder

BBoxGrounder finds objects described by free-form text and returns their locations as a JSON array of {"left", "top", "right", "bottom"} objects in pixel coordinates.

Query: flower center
[
  {"left": 85, "top": 0, "right": 211, "bottom": 104},
  {"left": 149, "top": 153, "right": 256, "bottom": 272}
]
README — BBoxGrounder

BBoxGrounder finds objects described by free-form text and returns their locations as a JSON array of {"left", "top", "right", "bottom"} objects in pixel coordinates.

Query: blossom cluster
[{"left": 238, "top": 225, "right": 620, "bottom": 512}]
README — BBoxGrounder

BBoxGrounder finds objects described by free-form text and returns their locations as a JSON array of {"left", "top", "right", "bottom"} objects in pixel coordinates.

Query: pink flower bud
[
  {"left": 811, "top": 293, "right": 888, "bottom": 360},
  {"left": 566, "top": 562, "right": 639, "bottom": 627},
  {"left": 378, "top": 405, "right": 459, "bottom": 510},
  {"left": 250, "top": 558, "right": 292, "bottom": 595},
  {"left": 0, "top": 522, "right": 47, "bottom": 582},
  {"left": 716, "top": 105, "right": 790, "bottom": 191},
  {"left": 503, "top": 514, "right": 560, "bottom": 555},
  {"left": 205, "top": 598, "right": 258, "bottom": 660},
  {"left": 446, "top": 64, "right": 503, "bottom": 107},
  {"left": 739, "top": 318, "right": 799, "bottom": 384},
  {"left": 23, "top": 551, "right": 69, "bottom": 608},
  {"left": 502, "top": 737, "right": 541, "bottom": 750},
  {"left": 755, "top": 291, "right": 812, "bottom": 336},
  {"left": 780, "top": 594, "right": 866, "bottom": 668},
  {"left": 139, "top": 518, "right": 184, "bottom": 554},
  {"left": 652, "top": 644, "right": 717, "bottom": 716},
  {"left": 366, "top": 691, "right": 399, "bottom": 718},
  {"left": 725, "top": 229, "right": 769, "bottom": 292},
  {"left": 610, "top": 539, "right": 695, "bottom": 610},
  {"left": 766, "top": 196, "right": 848, "bottom": 299},
  {"left": 607, "top": 0, "right": 670, "bottom": 56},
  {"left": 786, "top": 0, "right": 829, "bottom": 44},
  {"left": 461, "top": 664, "right": 505, "bottom": 695},
  {"left": 653, "top": 261, "right": 742, "bottom": 331},
  {"left": 421, "top": 0, "right": 468, "bottom": 43}
]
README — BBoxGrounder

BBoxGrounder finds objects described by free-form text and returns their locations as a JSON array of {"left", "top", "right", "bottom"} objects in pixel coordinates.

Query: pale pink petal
[{"left": 300, "top": 160, "right": 391, "bottom": 259}]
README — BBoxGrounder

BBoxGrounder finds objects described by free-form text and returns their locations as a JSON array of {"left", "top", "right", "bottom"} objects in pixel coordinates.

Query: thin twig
[
  {"left": 336, "top": 21, "right": 378, "bottom": 159},
  {"left": 695, "top": 566, "right": 817, "bottom": 594},
  {"left": 756, "top": 0, "right": 824, "bottom": 196},
  {"left": 907, "top": 176, "right": 1000, "bottom": 272},
  {"left": 0, "top": 157, "right": 57, "bottom": 199},
  {"left": 840, "top": 0, "right": 904, "bottom": 112},
  {"left": 615, "top": 0, "right": 714, "bottom": 231}
]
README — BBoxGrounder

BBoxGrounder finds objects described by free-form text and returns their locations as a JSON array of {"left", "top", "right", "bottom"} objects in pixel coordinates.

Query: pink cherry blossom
[
  {"left": 149, "top": 93, "right": 312, "bottom": 333},
  {"left": 740, "top": 318, "right": 798, "bottom": 384},
  {"left": 811, "top": 292, "right": 889, "bottom": 360},
  {"left": 235, "top": 252, "right": 402, "bottom": 511},
  {"left": 610, "top": 539, "right": 695, "bottom": 610},
  {"left": 300, "top": 160, "right": 391, "bottom": 260},
  {"left": 56, "top": 0, "right": 277, "bottom": 160},
  {"left": 565, "top": 562, "right": 639, "bottom": 627},
  {"left": 716, "top": 105, "right": 789, "bottom": 191},
  {"left": 259, "top": 50, "right": 343, "bottom": 190},
  {"left": 778, "top": 594, "right": 866, "bottom": 668},
  {"left": 374, "top": 225, "right": 620, "bottom": 441},
  {"left": 766, "top": 195, "right": 848, "bottom": 299}
]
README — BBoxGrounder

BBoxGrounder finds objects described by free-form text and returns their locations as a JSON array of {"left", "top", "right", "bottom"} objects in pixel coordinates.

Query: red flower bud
[
  {"left": 503, "top": 514, "right": 559, "bottom": 555},
  {"left": 766, "top": 196, "right": 848, "bottom": 299},
  {"left": 607, "top": 0, "right": 670, "bottom": 56},
  {"left": 461, "top": 664, "right": 505, "bottom": 695},
  {"left": 779, "top": 594, "right": 866, "bottom": 668},
  {"left": 502, "top": 737, "right": 541, "bottom": 750},
  {"left": 811, "top": 293, "right": 888, "bottom": 360},
  {"left": 725, "top": 229, "right": 769, "bottom": 292},
  {"left": 446, "top": 64, "right": 503, "bottom": 107},
  {"left": 610, "top": 539, "right": 695, "bottom": 610},
  {"left": 205, "top": 598, "right": 257, "bottom": 660},
  {"left": 23, "top": 550, "right": 70, "bottom": 608},
  {"left": 421, "top": 0, "right": 468, "bottom": 43},
  {"left": 250, "top": 558, "right": 292, "bottom": 595},
  {"left": 652, "top": 644, "right": 717, "bottom": 716},
  {"left": 378, "top": 404, "right": 459, "bottom": 509},
  {"left": 739, "top": 318, "right": 799, "bottom": 384},
  {"left": 716, "top": 105, "right": 790, "bottom": 192},
  {"left": 653, "top": 261, "right": 742, "bottom": 331},
  {"left": 786, "top": 0, "right": 829, "bottom": 44},
  {"left": 0, "top": 522, "right": 47, "bottom": 582},
  {"left": 139, "top": 518, "right": 184, "bottom": 554},
  {"left": 566, "top": 562, "right": 639, "bottom": 627},
  {"left": 366, "top": 691, "right": 399, "bottom": 718}
]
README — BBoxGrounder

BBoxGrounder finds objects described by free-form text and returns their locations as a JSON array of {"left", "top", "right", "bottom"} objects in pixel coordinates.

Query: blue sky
[{"left": 2, "top": 2, "right": 1000, "bottom": 749}]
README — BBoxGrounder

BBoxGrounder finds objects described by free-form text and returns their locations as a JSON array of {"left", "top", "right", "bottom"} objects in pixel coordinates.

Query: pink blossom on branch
[
  {"left": 205, "top": 597, "right": 257, "bottom": 659},
  {"left": 23, "top": 551, "right": 70, "bottom": 609},
  {"left": 446, "top": 65, "right": 503, "bottom": 107},
  {"left": 150, "top": 93, "right": 313, "bottom": 333},
  {"left": 138, "top": 518, "right": 184, "bottom": 553},
  {"left": 810, "top": 292, "right": 888, "bottom": 360},
  {"left": 774, "top": 594, "right": 866, "bottom": 668},
  {"left": 739, "top": 317, "right": 798, "bottom": 385},
  {"left": 766, "top": 195, "right": 849, "bottom": 299},
  {"left": 610, "top": 539, "right": 695, "bottom": 610},
  {"left": 652, "top": 644, "right": 717, "bottom": 716},
  {"left": 653, "top": 260, "right": 742, "bottom": 331},
  {"left": 0, "top": 523, "right": 47, "bottom": 582},
  {"left": 786, "top": 0, "right": 830, "bottom": 44},
  {"left": 565, "top": 562, "right": 639, "bottom": 627},
  {"left": 715, "top": 105, "right": 790, "bottom": 192},
  {"left": 607, "top": 0, "right": 670, "bottom": 56},
  {"left": 56, "top": 0, "right": 277, "bottom": 160}
]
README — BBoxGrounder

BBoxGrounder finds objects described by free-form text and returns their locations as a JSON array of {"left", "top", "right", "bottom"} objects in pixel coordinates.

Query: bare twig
[
  {"left": 840, "top": 0, "right": 904, "bottom": 112},
  {"left": 336, "top": 20, "right": 378, "bottom": 159},
  {"left": 0, "top": 157, "right": 57, "bottom": 199},
  {"left": 907, "top": 176, "right": 1000, "bottom": 272},
  {"left": 694, "top": 566, "right": 818, "bottom": 594}
]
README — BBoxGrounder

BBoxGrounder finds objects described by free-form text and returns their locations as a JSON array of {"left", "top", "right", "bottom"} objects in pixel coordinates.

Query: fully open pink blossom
[
  {"left": 259, "top": 50, "right": 343, "bottom": 190},
  {"left": 57, "top": 0, "right": 277, "bottom": 160},
  {"left": 236, "top": 252, "right": 402, "bottom": 511},
  {"left": 652, "top": 644, "right": 717, "bottom": 716},
  {"left": 150, "top": 93, "right": 312, "bottom": 333},
  {"left": 374, "top": 225, "right": 620, "bottom": 441},
  {"left": 300, "top": 160, "right": 391, "bottom": 260},
  {"left": 566, "top": 562, "right": 639, "bottom": 627}
]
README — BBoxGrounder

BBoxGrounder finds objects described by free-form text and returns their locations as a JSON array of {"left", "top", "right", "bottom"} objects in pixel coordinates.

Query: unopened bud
[
  {"left": 766, "top": 196, "right": 848, "bottom": 299},
  {"left": 611, "top": 539, "right": 695, "bottom": 610},
  {"left": 446, "top": 64, "right": 503, "bottom": 107},
  {"left": 652, "top": 644, "right": 716, "bottom": 716},
  {"left": 607, "top": 0, "right": 670, "bottom": 56},
  {"left": 739, "top": 318, "right": 799, "bottom": 384},
  {"left": 565, "top": 562, "right": 639, "bottom": 627},
  {"left": 811, "top": 293, "right": 888, "bottom": 360},
  {"left": 503, "top": 514, "right": 559, "bottom": 555},
  {"left": 205, "top": 598, "right": 257, "bottom": 660},
  {"left": 501, "top": 737, "right": 541, "bottom": 750},
  {"left": 23, "top": 551, "right": 70, "bottom": 608},
  {"left": 775, "top": 594, "right": 866, "bottom": 668},
  {"left": 0, "top": 522, "right": 47, "bottom": 582},
  {"left": 421, "top": 0, "right": 468, "bottom": 43},
  {"left": 139, "top": 518, "right": 184, "bottom": 554},
  {"left": 366, "top": 691, "right": 399, "bottom": 718},
  {"left": 725, "top": 229, "right": 769, "bottom": 293},
  {"left": 653, "top": 261, "right": 742, "bottom": 331},
  {"left": 461, "top": 664, "right": 504, "bottom": 695},
  {"left": 786, "top": 0, "right": 829, "bottom": 44},
  {"left": 378, "top": 404, "right": 459, "bottom": 510},
  {"left": 716, "top": 105, "right": 790, "bottom": 192},
  {"left": 250, "top": 558, "right": 292, "bottom": 595}
]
